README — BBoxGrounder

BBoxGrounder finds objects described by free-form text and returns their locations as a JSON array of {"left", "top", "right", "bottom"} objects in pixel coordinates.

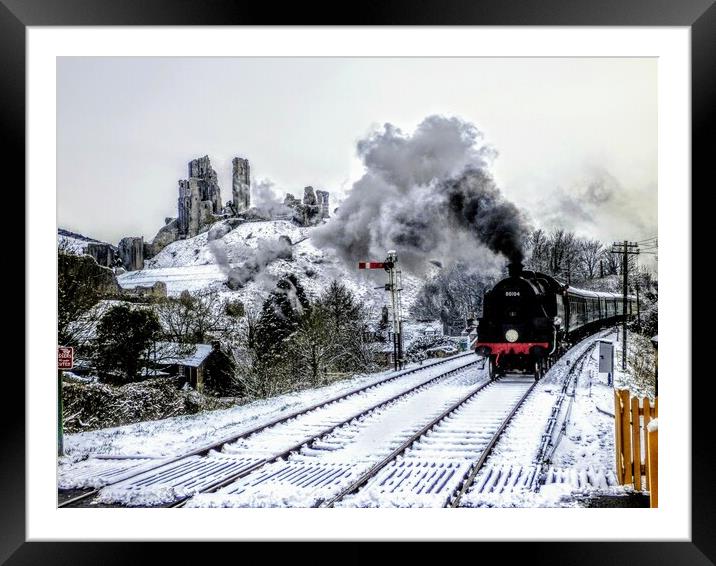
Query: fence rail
[{"left": 614, "top": 389, "right": 658, "bottom": 505}]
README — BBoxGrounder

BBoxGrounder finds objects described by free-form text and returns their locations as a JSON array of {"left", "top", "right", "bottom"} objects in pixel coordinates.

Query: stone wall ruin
[
  {"left": 86, "top": 242, "right": 116, "bottom": 268},
  {"left": 145, "top": 154, "right": 330, "bottom": 259}
]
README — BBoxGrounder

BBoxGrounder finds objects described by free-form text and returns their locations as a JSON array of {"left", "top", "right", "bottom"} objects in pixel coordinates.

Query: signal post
[{"left": 359, "top": 250, "right": 404, "bottom": 371}]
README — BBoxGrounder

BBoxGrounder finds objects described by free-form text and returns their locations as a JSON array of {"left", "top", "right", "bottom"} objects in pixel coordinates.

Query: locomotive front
[{"left": 475, "top": 262, "right": 556, "bottom": 379}]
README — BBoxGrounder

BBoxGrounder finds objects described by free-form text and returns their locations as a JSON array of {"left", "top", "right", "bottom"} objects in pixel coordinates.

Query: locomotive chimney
[{"left": 508, "top": 261, "right": 523, "bottom": 278}]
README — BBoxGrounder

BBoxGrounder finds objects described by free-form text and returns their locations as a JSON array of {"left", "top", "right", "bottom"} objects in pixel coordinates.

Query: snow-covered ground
[
  {"left": 57, "top": 192, "right": 650, "bottom": 508},
  {"left": 59, "top": 324, "right": 635, "bottom": 507}
]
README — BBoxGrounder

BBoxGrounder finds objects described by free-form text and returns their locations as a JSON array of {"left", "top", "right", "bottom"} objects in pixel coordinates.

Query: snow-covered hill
[
  {"left": 118, "top": 220, "right": 424, "bottom": 313},
  {"left": 58, "top": 228, "right": 113, "bottom": 255}
]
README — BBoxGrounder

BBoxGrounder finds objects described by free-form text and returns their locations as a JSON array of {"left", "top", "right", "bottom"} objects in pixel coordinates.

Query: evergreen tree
[
  {"left": 203, "top": 345, "right": 240, "bottom": 396},
  {"left": 95, "top": 305, "right": 161, "bottom": 383},
  {"left": 254, "top": 274, "right": 310, "bottom": 363},
  {"left": 321, "top": 280, "right": 362, "bottom": 333},
  {"left": 58, "top": 253, "right": 108, "bottom": 345}
]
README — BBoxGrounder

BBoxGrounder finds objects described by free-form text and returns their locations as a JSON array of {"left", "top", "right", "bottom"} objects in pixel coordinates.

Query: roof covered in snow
[{"left": 153, "top": 342, "right": 214, "bottom": 367}]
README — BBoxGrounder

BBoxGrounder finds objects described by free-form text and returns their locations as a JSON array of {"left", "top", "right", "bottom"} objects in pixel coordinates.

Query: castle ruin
[
  {"left": 177, "top": 156, "right": 223, "bottom": 238},
  {"left": 283, "top": 186, "right": 331, "bottom": 226},
  {"left": 118, "top": 236, "right": 144, "bottom": 271},
  {"left": 231, "top": 157, "right": 251, "bottom": 214},
  {"left": 86, "top": 242, "right": 116, "bottom": 268},
  {"left": 144, "top": 154, "right": 329, "bottom": 259},
  {"left": 316, "top": 190, "right": 330, "bottom": 219}
]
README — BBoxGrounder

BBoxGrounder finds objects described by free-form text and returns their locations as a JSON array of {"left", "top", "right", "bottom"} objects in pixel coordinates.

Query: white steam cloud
[{"left": 312, "top": 115, "right": 527, "bottom": 275}]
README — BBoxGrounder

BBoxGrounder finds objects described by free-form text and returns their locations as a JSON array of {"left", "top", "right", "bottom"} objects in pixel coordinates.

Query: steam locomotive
[{"left": 475, "top": 262, "right": 637, "bottom": 379}]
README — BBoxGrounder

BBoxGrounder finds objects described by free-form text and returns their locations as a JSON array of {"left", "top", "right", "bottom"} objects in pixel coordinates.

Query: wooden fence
[{"left": 613, "top": 389, "right": 658, "bottom": 506}]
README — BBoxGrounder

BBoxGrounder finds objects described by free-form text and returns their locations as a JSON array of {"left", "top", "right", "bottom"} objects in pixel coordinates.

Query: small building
[{"left": 150, "top": 342, "right": 215, "bottom": 393}]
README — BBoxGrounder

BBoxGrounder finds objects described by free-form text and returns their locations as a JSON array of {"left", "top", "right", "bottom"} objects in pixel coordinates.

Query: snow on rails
[
  {"left": 59, "top": 352, "right": 479, "bottom": 507},
  {"left": 60, "top": 332, "right": 621, "bottom": 508}
]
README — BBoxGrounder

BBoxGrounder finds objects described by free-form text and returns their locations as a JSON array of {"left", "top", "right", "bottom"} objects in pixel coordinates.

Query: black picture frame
[{"left": 7, "top": 0, "right": 711, "bottom": 563}]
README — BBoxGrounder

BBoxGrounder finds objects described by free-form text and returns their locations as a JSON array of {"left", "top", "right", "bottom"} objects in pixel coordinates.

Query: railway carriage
[{"left": 475, "top": 262, "right": 636, "bottom": 380}]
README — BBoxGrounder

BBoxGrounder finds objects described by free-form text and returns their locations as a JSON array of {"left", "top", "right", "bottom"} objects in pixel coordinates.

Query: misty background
[{"left": 57, "top": 57, "right": 657, "bottom": 256}]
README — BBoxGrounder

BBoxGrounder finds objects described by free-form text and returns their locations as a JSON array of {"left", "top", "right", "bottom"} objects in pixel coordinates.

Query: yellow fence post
[
  {"left": 648, "top": 417, "right": 658, "bottom": 508},
  {"left": 620, "top": 390, "right": 633, "bottom": 485},
  {"left": 643, "top": 399, "right": 651, "bottom": 491},
  {"left": 631, "top": 396, "right": 642, "bottom": 491},
  {"left": 614, "top": 390, "right": 624, "bottom": 483}
]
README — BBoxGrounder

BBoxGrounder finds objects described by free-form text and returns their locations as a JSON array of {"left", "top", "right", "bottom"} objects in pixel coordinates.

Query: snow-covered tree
[
  {"left": 579, "top": 239, "right": 603, "bottom": 280},
  {"left": 155, "top": 289, "right": 223, "bottom": 344},
  {"left": 412, "top": 263, "right": 494, "bottom": 332},
  {"left": 95, "top": 304, "right": 161, "bottom": 383}
]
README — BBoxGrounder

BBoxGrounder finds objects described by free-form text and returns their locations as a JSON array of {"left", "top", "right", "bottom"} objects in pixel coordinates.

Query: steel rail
[
  {"left": 168, "top": 358, "right": 481, "bottom": 507},
  {"left": 319, "top": 376, "right": 533, "bottom": 508},
  {"left": 59, "top": 352, "right": 476, "bottom": 508},
  {"left": 446, "top": 379, "right": 538, "bottom": 507},
  {"left": 530, "top": 335, "right": 611, "bottom": 492}
]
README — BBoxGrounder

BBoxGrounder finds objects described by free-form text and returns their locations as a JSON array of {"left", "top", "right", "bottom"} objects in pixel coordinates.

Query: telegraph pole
[{"left": 611, "top": 241, "right": 639, "bottom": 370}]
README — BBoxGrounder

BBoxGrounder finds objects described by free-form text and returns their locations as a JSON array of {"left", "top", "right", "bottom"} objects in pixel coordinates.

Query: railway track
[
  {"left": 337, "top": 376, "right": 536, "bottom": 508},
  {"left": 180, "top": 372, "right": 536, "bottom": 508},
  {"left": 321, "top": 333, "right": 606, "bottom": 508},
  {"left": 457, "top": 332, "right": 618, "bottom": 506},
  {"left": 59, "top": 352, "right": 480, "bottom": 508},
  {"left": 61, "top": 331, "right": 617, "bottom": 508}
]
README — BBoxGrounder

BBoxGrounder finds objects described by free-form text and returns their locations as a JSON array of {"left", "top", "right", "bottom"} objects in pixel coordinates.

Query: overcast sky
[{"left": 57, "top": 57, "right": 657, "bottom": 250}]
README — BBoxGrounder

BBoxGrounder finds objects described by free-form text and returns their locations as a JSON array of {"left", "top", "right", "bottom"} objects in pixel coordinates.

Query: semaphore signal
[
  {"left": 358, "top": 261, "right": 386, "bottom": 270},
  {"left": 358, "top": 251, "right": 404, "bottom": 371}
]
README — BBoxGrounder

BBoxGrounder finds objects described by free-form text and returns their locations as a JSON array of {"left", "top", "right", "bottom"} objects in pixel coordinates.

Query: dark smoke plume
[
  {"left": 443, "top": 167, "right": 525, "bottom": 264},
  {"left": 312, "top": 115, "right": 527, "bottom": 274}
]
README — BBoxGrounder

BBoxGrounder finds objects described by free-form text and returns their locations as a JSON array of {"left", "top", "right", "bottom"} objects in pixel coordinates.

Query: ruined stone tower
[
  {"left": 118, "top": 236, "right": 144, "bottom": 271},
  {"left": 315, "top": 190, "right": 330, "bottom": 219},
  {"left": 177, "top": 156, "right": 222, "bottom": 238},
  {"left": 302, "top": 186, "right": 320, "bottom": 225},
  {"left": 232, "top": 157, "right": 251, "bottom": 214}
]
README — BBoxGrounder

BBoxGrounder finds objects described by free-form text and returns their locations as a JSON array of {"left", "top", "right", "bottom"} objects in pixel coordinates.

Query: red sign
[
  {"left": 358, "top": 262, "right": 385, "bottom": 269},
  {"left": 58, "top": 347, "right": 74, "bottom": 370}
]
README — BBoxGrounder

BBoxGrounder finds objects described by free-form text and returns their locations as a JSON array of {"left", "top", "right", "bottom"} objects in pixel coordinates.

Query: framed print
[{"left": 8, "top": 0, "right": 713, "bottom": 563}]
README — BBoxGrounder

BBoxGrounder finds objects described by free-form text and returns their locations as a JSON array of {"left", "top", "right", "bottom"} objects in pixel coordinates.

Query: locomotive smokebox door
[{"left": 598, "top": 340, "right": 614, "bottom": 374}]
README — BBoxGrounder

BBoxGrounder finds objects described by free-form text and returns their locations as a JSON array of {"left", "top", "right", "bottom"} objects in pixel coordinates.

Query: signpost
[{"left": 57, "top": 346, "right": 73, "bottom": 456}]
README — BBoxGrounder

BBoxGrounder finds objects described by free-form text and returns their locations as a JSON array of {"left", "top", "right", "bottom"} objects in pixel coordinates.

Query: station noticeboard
[
  {"left": 598, "top": 340, "right": 614, "bottom": 374},
  {"left": 57, "top": 346, "right": 74, "bottom": 370}
]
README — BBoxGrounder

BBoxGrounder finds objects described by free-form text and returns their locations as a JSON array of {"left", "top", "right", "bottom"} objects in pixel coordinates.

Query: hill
[
  {"left": 116, "top": 219, "right": 425, "bottom": 313},
  {"left": 58, "top": 228, "right": 114, "bottom": 255}
]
